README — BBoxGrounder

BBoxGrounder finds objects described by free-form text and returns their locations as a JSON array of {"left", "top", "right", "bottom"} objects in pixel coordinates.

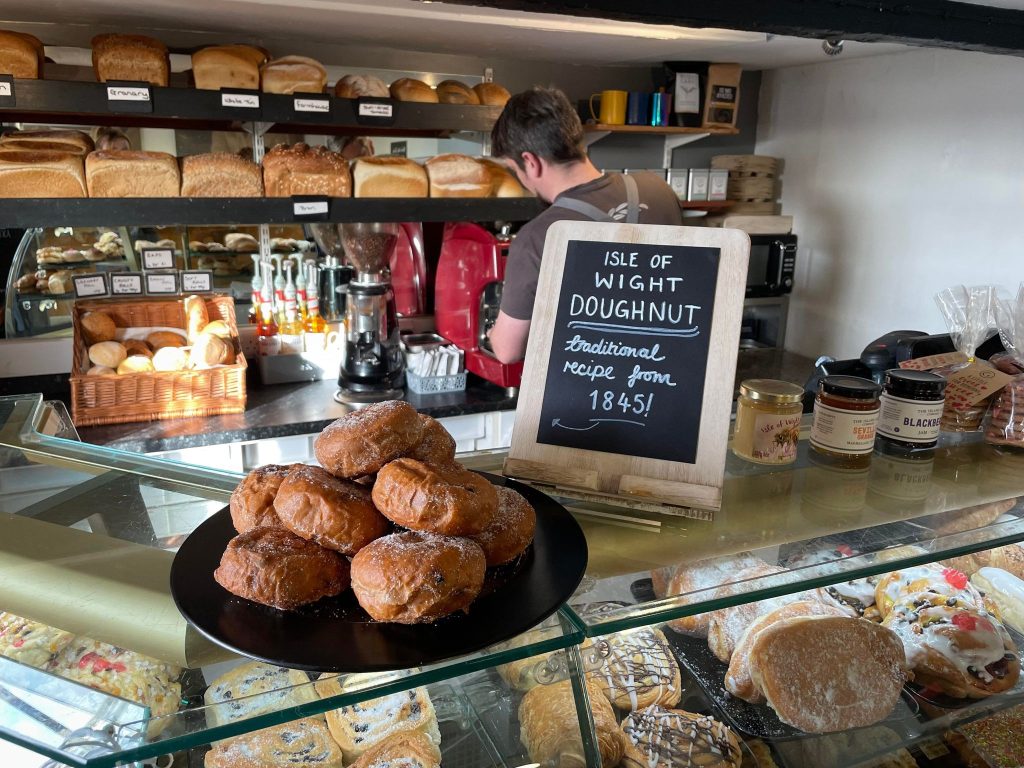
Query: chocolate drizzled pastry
[
  {"left": 620, "top": 705, "right": 742, "bottom": 768},
  {"left": 588, "top": 627, "right": 682, "bottom": 711}
]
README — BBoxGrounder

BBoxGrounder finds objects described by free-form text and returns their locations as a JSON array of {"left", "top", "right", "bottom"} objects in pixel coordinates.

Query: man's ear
[{"left": 520, "top": 151, "right": 542, "bottom": 178}]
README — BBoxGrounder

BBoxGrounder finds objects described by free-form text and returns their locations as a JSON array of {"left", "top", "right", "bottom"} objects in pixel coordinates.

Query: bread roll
[
  {"left": 0, "top": 150, "right": 87, "bottom": 198},
  {"left": 262, "top": 143, "right": 350, "bottom": 197},
  {"left": 184, "top": 295, "right": 209, "bottom": 343},
  {"left": 180, "top": 153, "right": 263, "bottom": 197},
  {"left": 352, "top": 157, "right": 428, "bottom": 198},
  {"left": 86, "top": 365, "right": 115, "bottom": 376},
  {"left": 151, "top": 345, "right": 188, "bottom": 372},
  {"left": 117, "top": 355, "right": 154, "bottom": 374},
  {"left": 389, "top": 78, "right": 437, "bottom": 103},
  {"left": 200, "top": 319, "right": 232, "bottom": 338},
  {"left": 0, "top": 130, "right": 94, "bottom": 155},
  {"left": 89, "top": 341, "right": 127, "bottom": 369},
  {"left": 474, "top": 81, "right": 511, "bottom": 107},
  {"left": 191, "top": 45, "right": 265, "bottom": 90},
  {"left": 191, "top": 332, "right": 230, "bottom": 368},
  {"left": 46, "top": 270, "right": 73, "bottom": 294},
  {"left": 260, "top": 56, "right": 326, "bottom": 94},
  {"left": 80, "top": 311, "right": 117, "bottom": 344},
  {"left": 333, "top": 74, "right": 388, "bottom": 98},
  {"left": 146, "top": 330, "right": 186, "bottom": 350},
  {"left": 85, "top": 150, "right": 180, "bottom": 197},
  {"left": 425, "top": 154, "right": 490, "bottom": 198},
  {"left": 0, "top": 30, "right": 43, "bottom": 79},
  {"left": 91, "top": 33, "right": 169, "bottom": 87},
  {"left": 123, "top": 339, "right": 152, "bottom": 358},
  {"left": 435, "top": 79, "right": 479, "bottom": 105},
  {"left": 477, "top": 157, "right": 527, "bottom": 197},
  {"left": 223, "top": 233, "right": 258, "bottom": 252}
]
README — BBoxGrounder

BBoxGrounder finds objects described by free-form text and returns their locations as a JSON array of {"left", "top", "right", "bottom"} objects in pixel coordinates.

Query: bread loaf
[
  {"left": 89, "top": 341, "right": 128, "bottom": 369},
  {"left": 85, "top": 150, "right": 180, "bottom": 197},
  {"left": 474, "top": 81, "right": 511, "bottom": 107},
  {"left": 262, "top": 143, "right": 350, "bottom": 197},
  {"left": 477, "top": 157, "right": 527, "bottom": 197},
  {"left": 191, "top": 45, "right": 266, "bottom": 90},
  {"left": 80, "top": 311, "right": 117, "bottom": 344},
  {"left": 352, "top": 156, "right": 428, "bottom": 198},
  {"left": 0, "top": 130, "right": 95, "bottom": 155},
  {"left": 0, "top": 30, "right": 43, "bottom": 79},
  {"left": 184, "top": 295, "right": 209, "bottom": 343},
  {"left": 91, "top": 33, "right": 169, "bottom": 87},
  {"left": 425, "top": 154, "right": 490, "bottom": 198},
  {"left": 435, "top": 79, "right": 479, "bottom": 105},
  {"left": 334, "top": 74, "right": 389, "bottom": 98},
  {"left": 180, "top": 152, "right": 263, "bottom": 197},
  {"left": 0, "top": 150, "right": 87, "bottom": 198},
  {"left": 260, "top": 56, "right": 326, "bottom": 94},
  {"left": 389, "top": 78, "right": 437, "bottom": 103}
]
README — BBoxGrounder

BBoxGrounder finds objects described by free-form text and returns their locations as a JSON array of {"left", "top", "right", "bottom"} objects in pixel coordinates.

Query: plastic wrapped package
[{"left": 934, "top": 285, "right": 999, "bottom": 432}]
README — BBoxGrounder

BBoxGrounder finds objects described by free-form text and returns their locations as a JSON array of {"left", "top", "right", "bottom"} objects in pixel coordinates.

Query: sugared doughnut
[
  {"left": 274, "top": 464, "right": 389, "bottom": 555},
  {"left": 314, "top": 401, "right": 424, "bottom": 478},
  {"left": 407, "top": 414, "right": 456, "bottom": 465},
  {"left": 350, "top": 531, "right": 486, "bottom": 623},
  {"left": 469, "top": 486, "right": 536, "bottom": 566},
  {"left": 229, "top": 464, "right": 293, "bottom": 533},
  {"left": 214, "top": 526, "right": 350, "bottom": 610},
  {"left": 372, "top": 458, "right": 497, "bottom": 536}
]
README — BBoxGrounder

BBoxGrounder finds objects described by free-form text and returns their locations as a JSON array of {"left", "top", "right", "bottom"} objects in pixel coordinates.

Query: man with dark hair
[{"left": 488, "top": 86, "right": 682, "bottom": 363}]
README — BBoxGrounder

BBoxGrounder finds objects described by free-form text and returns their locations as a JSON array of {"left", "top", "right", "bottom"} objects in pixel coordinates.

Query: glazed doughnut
[
  {"left": 314, "top": 401, "right": 424, "bottom": 478},
  {"left": 469, "top": 486, "right": 536, "bottom": 566},
  {"left": 229, "top": 463, "right": 292, "bottom": 533},
  {"left": 406, "top": 414, "right": 457, "bottom": 465},
  {"left": 273, "top": 464, "right": 389, "bottom": 555},
  {"left": 372, "top": 458, "right": 497, "bottom": 536},
  {"left": 214, "top": 526, "right": 350, "bottom": 610},
  {"left": 350, "top": 531, "right": 486, "bottom": 624}
]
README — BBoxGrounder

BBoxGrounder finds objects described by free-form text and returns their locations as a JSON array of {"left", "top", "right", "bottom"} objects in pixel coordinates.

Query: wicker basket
[{"left": 70, "top": 295, "right": 247, "bottom": 427}]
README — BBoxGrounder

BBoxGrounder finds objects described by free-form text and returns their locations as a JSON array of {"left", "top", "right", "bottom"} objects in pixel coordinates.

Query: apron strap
[
  {"left": 623, "top": 173, "right": 640, "bottom": 224},
  {"left": 550, "top": 173, "right": 643, "bottom": 223}
]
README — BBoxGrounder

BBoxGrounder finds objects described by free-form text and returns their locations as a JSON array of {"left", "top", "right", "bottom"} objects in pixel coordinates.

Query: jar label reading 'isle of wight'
[
  {"left": 877, "top": 393, "right": 944, "bottom": 444},
  {"left": 810, "top": 402, "right": 880, "bottom": 455},
  {"left": 751, "top": 412, "right": 802, "bottom": 464}
]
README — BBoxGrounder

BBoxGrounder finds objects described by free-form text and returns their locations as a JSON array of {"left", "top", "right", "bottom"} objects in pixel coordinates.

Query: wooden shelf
[
  {"left": 584, "top": 124, "right": 739, "bottom": 136},
  {"left": 680, "top": 200, "right": 733, "bottom": 211}
]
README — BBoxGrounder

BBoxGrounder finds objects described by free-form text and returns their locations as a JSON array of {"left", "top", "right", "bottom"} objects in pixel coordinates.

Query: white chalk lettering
[
  {"left": 563, "top": 360, "right": 616, "bottom": 381},
  {"left": 626, "top": 365, "right": 677, "bottom": 389}
]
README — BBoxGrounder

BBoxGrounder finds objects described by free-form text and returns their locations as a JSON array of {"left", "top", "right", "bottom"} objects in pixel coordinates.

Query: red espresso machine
[
  {"left": 435, "top": 222, "right": 523, "bottom": 389},
  {"left": 391, "top": 223, "right": 427, "bottom": 317}
]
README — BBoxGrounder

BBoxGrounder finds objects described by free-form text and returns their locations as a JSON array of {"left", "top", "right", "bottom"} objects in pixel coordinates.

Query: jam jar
[
  {"left": 876, "top": 369, "right": 946, "bottom": 451},
  {"left": 732, "top": 379, "right": 805, "bottom": 465},
  {"left": 810, "top": 376, "right": 882, "bottom": 468}
]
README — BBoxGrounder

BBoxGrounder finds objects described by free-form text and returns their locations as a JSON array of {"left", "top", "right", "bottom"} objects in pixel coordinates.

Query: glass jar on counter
[
  {"left": 876, "top": 369, "right": 946, "bottom": 451},
  {"left": 732, "top": 379, "right": 805, "bottom": 465},
  {"left": 809, "top": 376, "right": 882, "bottom": 468}
]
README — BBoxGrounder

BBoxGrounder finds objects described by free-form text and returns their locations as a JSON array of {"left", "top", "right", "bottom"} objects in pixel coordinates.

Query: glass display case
[{"left": 2, "top": 393, "right": 1024, "bottom": 767}]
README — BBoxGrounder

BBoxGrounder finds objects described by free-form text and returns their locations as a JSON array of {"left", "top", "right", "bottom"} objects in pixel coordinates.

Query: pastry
[
  {"left": 474, "top": 81, "right": 511, "bottom": 107},
  {"left": 349, "top": 731, "right": 441, "bottom": 768},
  {"left": 921, "top": 498, "right": 1017, "bottom": 536},
  {"left": 588, "top": 626, "right": 681, "bottom": 710},
  {"left": 389, "top": 78, "right": 438, "bottom": 103},
  {"left": 262, "top": 143, "right": 350, "bottom": 197},
  {"left": 435, "top": 79, "right": 479, "bottom": 105},
  {"left": 425, "top": 154, "right": 491, "bottom": 198},
  {"left": 315, "top": 675, "right": 440, "bottom": 764},
  {"left": 620, "top": 705, "right": 742, "bottom": 768},
  {"left": 191, "top": 45, "right": 267, "bottom": 91},
  {"left": 314, "top": 400, "right": 424, "bottom": 478},
  {"left": 0, "top": 612, "right": 75, "bottom": 667},
  {"left": 204, "top": 661, "right": 317, "bottom": 728},
  {"left": 273, "top": 464, "right": 388, "bottom": 555},
  {"left": 204, "top": 718, "right": 342, "bottom": 768},
  {"left": 181, "top": 153, "right": 263, "bottom": 197},
  {"left": 406, "top": 414, "right": 457, "bottom": 465},
  {"left": 650, "top": 565, "right": 675, "bottom": 600},
  {"left": 85, "top": 150, "right": 180, "bottom": 197},
  {"left": 874, "top": 564, "right": 988, "bottom": 618},
  {"left": 88, "top": 340, "right": 127, "bottom": 369},
  {"left": 214, "top": 526, "right": 350, "bottom": 610},
  {"left": 372, "top": 458, "right": 498, "bottom": 536},
  {"left": 229, "top": 464, "right": 292, "bottom": 533},
  {"left": 497, "top": 637, "right": 596, "bottom": 693},
  {"left": 260, "top": 55, "right": 327, "bottom": 94},
  {"left": 80, "top": 311, "right": 117, "bottom": 344},
  {"left": 749, "top": 616, "right": 907, "bottom": 733},
  {"left": 91, "top": 33, "right": 169, "bottom": 86},
  {"left": 664, "top": 553, "right": 769, "bottom": 636},
  {"left": 949, "top": 703, "right": 1024, "bottom": 768},
  {"left": 973, "top": 567, "right": 1024, "bottom": 633},
  {"left": 334, "top": 74, "right": 389, "bottom": 98},
  {"left": 518, "top": 679, "right": 625, "bottom": 768},
  {"left": 882, "top": 591, "right": 1020, "bottom": 698},
  {"left": 352, "top": 156, "right": 429, "bottom": 198},
  {"left": 725, "top": 600, "right": 849, "bottom": 703},
  {"left": 468, "top": 485, "right": 536, "bottom": 566},
  {"left": 350, "top": 531, "right": 486, "bottom": 624},
  {"left": 946, "top": 541, "right": 1024, "bottom": 580}
]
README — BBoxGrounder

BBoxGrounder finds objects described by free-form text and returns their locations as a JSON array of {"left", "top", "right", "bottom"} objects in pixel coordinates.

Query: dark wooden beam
[{"left": 437, "top": 0, "right": 1024, "bottom": 57}]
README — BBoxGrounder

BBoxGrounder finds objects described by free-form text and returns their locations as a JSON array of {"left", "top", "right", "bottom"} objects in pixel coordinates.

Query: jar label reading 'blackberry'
[
  {"left": 877, "top": 393, "right": 944, "bottom": 444},
  {"left": 810, "top": 402, "right": 879, "bottom": 455},
  {"left": 750, "top": 412, "right": 802, "bottom": 464}
]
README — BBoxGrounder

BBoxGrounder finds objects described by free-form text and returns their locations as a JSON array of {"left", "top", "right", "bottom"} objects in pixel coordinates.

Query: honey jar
[
  {"left": 810, "top": 376, "right": 882, "bottom": 468},
  {"left": 732, "top": 379, "right": 805, "bottom": 465}
]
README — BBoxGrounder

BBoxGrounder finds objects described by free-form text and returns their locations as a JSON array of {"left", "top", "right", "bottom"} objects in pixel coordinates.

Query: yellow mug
[{"left": 590, "top": 90, "right": 627, "bottom": 125}]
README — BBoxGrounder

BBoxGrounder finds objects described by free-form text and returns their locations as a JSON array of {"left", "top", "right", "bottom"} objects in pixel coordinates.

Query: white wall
[{"left": 756, "top": 48, "right": 1024, "bottom": 359}]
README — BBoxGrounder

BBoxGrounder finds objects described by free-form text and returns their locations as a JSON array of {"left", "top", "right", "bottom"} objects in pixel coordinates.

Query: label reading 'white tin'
[
  {"left": 877, "top": 393, "right": 944, "bottom": 444},
  {"left": 810, "top": 401, "right": 879, "bottom": 455}
]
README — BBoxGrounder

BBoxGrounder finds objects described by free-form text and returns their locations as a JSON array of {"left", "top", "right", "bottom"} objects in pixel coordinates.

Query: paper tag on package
[
  {"left": 944, "top": 362, "right": 1014, "bottom": 410},
  {"left": 899, "top": 351, "right": 969, "bottom": 371}
]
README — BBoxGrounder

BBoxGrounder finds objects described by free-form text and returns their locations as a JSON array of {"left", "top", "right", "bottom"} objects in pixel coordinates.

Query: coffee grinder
[
  {"left": 334, "top": 222, "right": 405, "bottom": 402},
  {"left": 308, "top": 223, "right": 354, "bottom": 323}
]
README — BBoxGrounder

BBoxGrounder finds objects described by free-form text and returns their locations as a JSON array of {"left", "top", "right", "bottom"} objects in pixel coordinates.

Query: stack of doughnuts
[{"left": 214, "top": 401, "right": 536, "bottom": 624}]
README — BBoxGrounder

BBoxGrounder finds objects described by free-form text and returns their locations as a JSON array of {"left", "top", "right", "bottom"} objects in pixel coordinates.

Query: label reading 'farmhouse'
[{"left": 537, "top": 239, "right": 720, "bottom": 464}]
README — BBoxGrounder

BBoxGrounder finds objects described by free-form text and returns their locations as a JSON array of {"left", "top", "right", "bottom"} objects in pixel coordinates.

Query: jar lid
[
  {"left": 740, "top": 378, "right": 805, "bottom": 404},
  {"left": 883, "top": 368, "right": 947, "bottom": 398},
  {"left": 820, "top": 375, "right": 882, "bottom": 400}
]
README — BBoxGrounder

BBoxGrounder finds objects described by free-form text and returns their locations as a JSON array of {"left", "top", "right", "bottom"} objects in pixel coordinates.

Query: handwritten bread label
[
  {"left": 141, "top": 248, "right": 174, "bottom": 270},
  {"left": 72, "top": 274, "right": 108, "bottom": 298},
  {"left": 294, "top": 97, "right": 330, "bottom": 113},
  {"left": 899, "top": 351, "right": 969, "bottom": 371},
  {"left": 0, "top": 77, "right": 12, "bottom": 100},
  {"left": 145, "top": 272, "right": 178, "bottom": 295},
  {"left": 107, "top": 85, "right": 151, "bottom": 102},
  {"left": 944, "top": 362, "right": 1014, "bottom": 409},
  {"left": 221, "top": 91, "right": 260, "bottom": 109},
  {"left": 358, "top": 102, "right": 393, "bottom": 118},
  {"left": 293, "top": 200, "right": 329, "bottom": 217},
  {"left": 110, "top": 273, "right": 144, "bottom": 295},
  {"left": 181, "top": 271, "right": 213, "bottom": 292}
]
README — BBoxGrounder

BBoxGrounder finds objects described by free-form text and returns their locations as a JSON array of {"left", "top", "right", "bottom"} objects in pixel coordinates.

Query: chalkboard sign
[
  {"left": 505, "top": 221, "right": 749, "bottom": 513},
  {"left": 536, "top": 239, "right": 719, "bottom": 464}
]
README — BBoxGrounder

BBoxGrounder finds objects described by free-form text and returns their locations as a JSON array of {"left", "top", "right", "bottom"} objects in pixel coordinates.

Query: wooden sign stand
[{"left": 504, "top": 221, "right": 749, "bottom": 516}]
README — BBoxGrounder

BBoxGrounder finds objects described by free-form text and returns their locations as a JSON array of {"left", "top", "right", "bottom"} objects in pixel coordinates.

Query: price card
[
  {"left": 145, "top": 272, "right": 178, "bottom": 295},
  {"left": 106, "top": 81, "right": 153, "bottom": 113},
  {"left": 141, "top": 248, "right": 175, "bottom": 270},
  {"left": 110, "top": 273, "right": 144, "bottom": 296},
  {"left": 294, "top": 95, "right": 331, "bottom": 114},
  {"left": 72, "top": 274, "right": 109, "bottom": 299},
  {"left": 356, "top": 98, "right": 396, "bottom": 126},
  {"left": 291, "top": 196, "right": 330, "bottom": 220},
  {"left": 181, "top": 271, "right": 213, "bottom": 293},
  {"left": 944, "top": 362, "right": 1015, "bottom": 409},
  {"left": 0, "top": 75, "right": 14, "bottom": 107},
  {"left": 899, "top": 351, "right": 969, "bottom": 371},
  {"left": 220, "top": 89, "right": 261, "bottom": 113}
]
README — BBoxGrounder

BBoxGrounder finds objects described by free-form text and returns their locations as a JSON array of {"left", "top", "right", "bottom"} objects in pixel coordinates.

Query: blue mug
[
  {"left": 626, "top": 92, "right": 649, "bottom": 125},
  {"left": 649, "top": 92, "right": 671, "bottom": 126}
]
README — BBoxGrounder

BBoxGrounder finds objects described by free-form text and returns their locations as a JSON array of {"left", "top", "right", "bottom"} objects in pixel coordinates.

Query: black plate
[{"left": 170, "top": 473, "right": 588, "bottom": 672}]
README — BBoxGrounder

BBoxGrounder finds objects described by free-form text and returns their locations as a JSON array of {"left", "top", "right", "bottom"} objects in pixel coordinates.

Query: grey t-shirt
[{"left": 500, "top": 172, "right": 683, "bottom": 321}]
